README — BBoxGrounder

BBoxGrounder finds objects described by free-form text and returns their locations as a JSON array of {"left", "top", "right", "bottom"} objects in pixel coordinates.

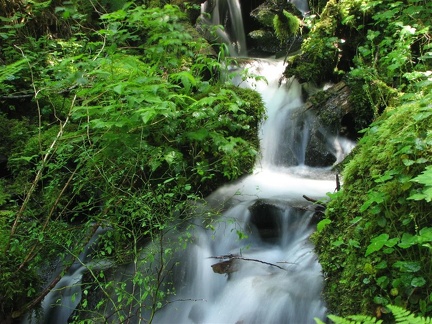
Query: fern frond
[
  {"left": 348, "top": 315, "right": 383, "bottom": 323},
  {"left": 318, "top": 305, "right": 432, "bottom": 324},
  {"left": 327, "top": 314, "right": 356, "bottom": 324},
  {"left": 387, "top": 305, "right": 432, "bottom": 324},
  {"left": 326, "top": 314, "right": 382, "bottom": 324}
]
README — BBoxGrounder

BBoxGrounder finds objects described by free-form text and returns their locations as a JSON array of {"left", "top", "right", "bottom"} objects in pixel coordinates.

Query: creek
[
  {"left": 155, "top": 1, "right": 346, "bottom": 322},
  {"left": 26, "top": 1, "right": 354, "bottom": 323},
  {"left": 152, "top": 58, "right": 338, "bottom": 323}
]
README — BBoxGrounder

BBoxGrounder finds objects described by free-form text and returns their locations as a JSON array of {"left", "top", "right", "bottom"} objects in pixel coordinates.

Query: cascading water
[
  {"left": 26, "top": 1, "right": 355, "bottom": 323},
  {"left": 289, "top": 0, "right": 310, "bottom": 15},
  {"left": 200, "top": 0, "right": 247, "bottom": 56},
  {"left": 154, "top": 2, "right": 348, "bottom": 322},
  {"left": 152, "top": 58, "right": 337, "bottom": 324}
]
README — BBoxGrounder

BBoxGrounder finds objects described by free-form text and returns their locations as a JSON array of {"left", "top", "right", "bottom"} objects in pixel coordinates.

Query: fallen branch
[
  {"left": 302, "top": 195, "right": 319, "bottom": 203},
  {"left": 209, "top": 254, "right": 289, "bottom": 274}
]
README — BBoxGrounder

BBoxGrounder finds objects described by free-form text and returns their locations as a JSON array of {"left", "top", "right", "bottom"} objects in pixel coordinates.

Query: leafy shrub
[
  {"left": 0, "top": 3, "right": 265, "bottom": 322},
  {"left": 288, "top": 0, "right": 343, "bottom": 84}
]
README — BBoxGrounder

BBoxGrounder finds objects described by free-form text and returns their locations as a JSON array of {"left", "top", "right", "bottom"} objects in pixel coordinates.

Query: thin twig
[
  {"left": 11, "top": 224, "right": 100, "bottom": 319},
  {"left": 209, "top": 254, "right": 287, "bottom": 271}
]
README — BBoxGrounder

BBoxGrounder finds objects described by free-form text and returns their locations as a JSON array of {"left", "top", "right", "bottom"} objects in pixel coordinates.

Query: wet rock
[
  {"left": 301, "top": 81, "right": 356, "bottom": 167},
  {"left": 211, "top": 259, "right": 239, "bottom": 274},
  {"left": 248, "top": 199, "right": 315, "bottom": 243},
  {"left": 248, "top": 1, "right": 303, "bottom": 55}
]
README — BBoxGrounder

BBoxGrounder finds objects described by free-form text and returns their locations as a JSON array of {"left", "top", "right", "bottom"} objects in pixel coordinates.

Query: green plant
[
  {"left": 287, "top": 0, "right": 343, "bottom": 83},
  {"left": 0, "top": 3, "right": 265, "bottom": 322},
  {"left": 315, "top": 305, "right": 432, "bottom": 324},
  {"left": 313, "top": 91, "right": 432, "bottom": 316}
]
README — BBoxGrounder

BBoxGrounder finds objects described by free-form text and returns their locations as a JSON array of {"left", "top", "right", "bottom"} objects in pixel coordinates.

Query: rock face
[
  {"left": 248, "top": 199, "right": 316, "bottom": 243},
  {"left": 301, "top": 81, "right": 356, "bottom": 167},
  {"left": 211, "top": 259, "right": 239, "bottom": 274},
  {"left": 304, "top": 82, "right": 352, "bottom": 136}
]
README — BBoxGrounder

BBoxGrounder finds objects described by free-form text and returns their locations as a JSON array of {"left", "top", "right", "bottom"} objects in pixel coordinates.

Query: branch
[
  {"left": 302, "top": 195, "right": 319, "bottom": 203},
  {"left": 11, "top": 223, "right": 100, "bottom": 319},
  {"left": 5, "top": 94, "right": 76, "bottom": 254},
  {"left": 336, "top": 173, "right": 341, "bottom": 191},
  {"left": 0, "top": 84, "right": 78, "bottom": 100},
  {"left": 209, "top": 254, "right": 290, "bottom": 274}
]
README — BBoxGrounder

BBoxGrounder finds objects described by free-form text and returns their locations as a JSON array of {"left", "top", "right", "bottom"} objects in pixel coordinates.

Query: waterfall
[
  {"left": 200, "top": 0, "right": 247, "bottom": 56},
  {"left": 28, "top": 62, "right": 343, "bottom": 324},
  {"left": 152, "top": 58, "right": 336, "bottom": 324},
  {"left": 290, "top": 0, "right": 310, "bottom": 15},
  {"left": 25, "top": 1, "right": 351, "bottom": 323},
  {"left": 231, "top": 59, "right": 314, "bottom": 168}
]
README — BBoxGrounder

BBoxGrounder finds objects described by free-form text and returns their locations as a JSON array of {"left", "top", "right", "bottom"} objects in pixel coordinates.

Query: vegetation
[
  {"left": 288, "top": 0, "right": 342, "bottom": 83},
  {"left": 273, "top": 10, "right": 301, "bottom": 43},
  {"left": 304, "top": 0, "right": 432, "bottom": 319},
  {"left": 0, "top": 1, "right": 264, "bottom": 322},
  {"left": 315, "top": 304, "right": 432, "bottom": 324},
  {"left": 1, "top": 0, "right": 431, "bottom": 322}
]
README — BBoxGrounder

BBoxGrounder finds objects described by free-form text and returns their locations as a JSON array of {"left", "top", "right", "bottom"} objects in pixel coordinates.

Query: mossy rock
[
  {"left": 250, "top": 5, "right": 276, "bottom": 27},
  {"left": 313, "top": 93, "right": 432, "bottom": 317}
]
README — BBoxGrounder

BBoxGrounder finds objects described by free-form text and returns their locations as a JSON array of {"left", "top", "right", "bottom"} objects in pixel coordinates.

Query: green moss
[
  {"left": 309, "top": 0, "right": 330, "bottom": 14},
  {"left": 288, "top": 53, "right": 335, "bottom": 84},
  {"left": 287, "top": 0, "right": 341, "bottom": 83},
  {"left": 344, "top": 77, "right": 375, "bottom": 131},
  {"left": 0, "top": 114, "right": 32, "bottom": 159},
  {"left": 273, "top": 10, "right": 300, "bottom": 43},
  {"left": 313, "top": 93, "right": 432, "bottom": 316}
]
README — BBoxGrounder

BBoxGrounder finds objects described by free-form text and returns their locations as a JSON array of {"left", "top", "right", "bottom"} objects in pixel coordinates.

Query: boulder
[{"left": 301, "top": 81, "right": 357, "bottom": 167}]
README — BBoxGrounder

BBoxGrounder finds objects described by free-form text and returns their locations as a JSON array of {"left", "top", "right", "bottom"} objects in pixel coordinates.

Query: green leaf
[
  {"left": 186, "top": 128, "right": 209, "bottom": 141},
  {"left": 393, "top": 261, "right": 421, "bottom": 273},
  {"left": 349, "top": 240, "right": 360, "bottom": 248},
  {"left": 0, "top": 59, "right": 28, "bottom": 83},
  {"left": 317, "top": 219, "right": 331, "bottom": 232},
  {"left": 373, "top": 295, "right": 388, "bottom": 305},
  {"left": 360, "top": 191, "right": 385, "bottom": 212},
  {"left": 412, "top": 166, "right": 432, "bottom": 186},
  {"left": 332, "top": 239, "right": 345, "bottom": 247},
  {"left": 365, "top": 234, "right": 389, "bottom": 256},
  {"left": 113, "top": 84, "right": 124, "bottom": 94},
  {"left": 374, "top": 170, "right": 396, "bottom": 183},
  {"left": 418, "top": 227, "right": 432, "bottom": 243},
  {"left": 398, "top": 233, "right": 417, "bottom": 248},
  {"left": 9, "top": 155, "right": 38, "bottom": 163},
  {"left": 411, "top": 276, "right": 426, "bottom": 287},
  {"left": 384, "top": 237, "right": 399, "bottom": 247},
  {"left": 376, "top": 276, "right": 389, "bottom": 289},
  {"left": 140, "top": 108, "right": 157, "bottom": 124}
]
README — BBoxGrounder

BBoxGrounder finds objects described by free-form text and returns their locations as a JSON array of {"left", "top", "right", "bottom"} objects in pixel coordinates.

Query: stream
[
  {"left": 26, "top": 1, "right": 355, "bottom": 323},
  {"left": 152, "top": 57, "right": 338, "bottom": 324}
]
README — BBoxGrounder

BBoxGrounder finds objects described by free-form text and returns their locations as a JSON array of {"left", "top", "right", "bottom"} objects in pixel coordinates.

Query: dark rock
[
  {"left": 211, "top": 259, "right": 239, "bottom": 274},
  {"left": 248, "top": 199, "right": 316, "bottom": 243},
  {"left": 248, "top": 1, "right": 304, "bottom": 54},
  {"left": 300, "top": 81, "right": 356, "bottom": 166}
]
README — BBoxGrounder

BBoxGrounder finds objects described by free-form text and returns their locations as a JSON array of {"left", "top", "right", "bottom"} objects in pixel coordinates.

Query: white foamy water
[{"left": 152, "top": 58, "right": 338, "bottom": 324}]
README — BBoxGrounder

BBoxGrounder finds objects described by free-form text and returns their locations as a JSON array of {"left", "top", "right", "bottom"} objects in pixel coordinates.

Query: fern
[
  {"left": 315, "top": 305, "right": 432, "bottom": 324},
  {"left": 327, "top": 314, "right": 382, "bottom": 324},
  {"left": 388, "top": 305, "right": 432, "bottom": 324}
]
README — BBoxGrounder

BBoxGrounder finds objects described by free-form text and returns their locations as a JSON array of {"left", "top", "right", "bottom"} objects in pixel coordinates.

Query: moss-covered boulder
[
  {"left": 248, "top": 1, "right": 303, "bottom": 55},
  {"left": 312, "top": 93, "right": 432, "bottom": 318}
]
